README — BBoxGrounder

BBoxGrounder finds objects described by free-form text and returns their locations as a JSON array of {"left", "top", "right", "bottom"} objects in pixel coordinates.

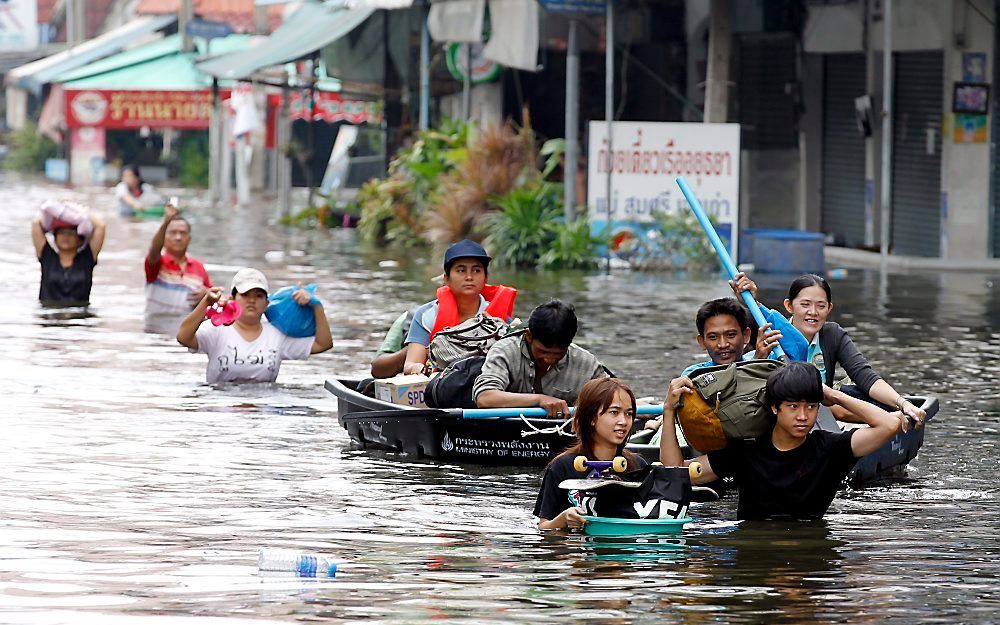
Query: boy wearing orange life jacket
[{"left": 402, "top": 240, "right": 516, "bottom": 375}]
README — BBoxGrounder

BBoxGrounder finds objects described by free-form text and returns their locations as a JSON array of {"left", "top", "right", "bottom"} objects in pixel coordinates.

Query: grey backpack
[{"left": 427, "top": 314, "right": 522, "bottom": 371}]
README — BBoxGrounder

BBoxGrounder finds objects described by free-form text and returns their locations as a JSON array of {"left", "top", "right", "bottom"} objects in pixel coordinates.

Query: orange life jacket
[{"left": 430, "top": 283, "right": 517, "bottom": 340}]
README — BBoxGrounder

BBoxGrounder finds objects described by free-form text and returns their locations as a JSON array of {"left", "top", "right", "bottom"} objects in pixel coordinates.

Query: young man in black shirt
[{"left": 659, "top": 361, "right": 910, "bottom": 520}]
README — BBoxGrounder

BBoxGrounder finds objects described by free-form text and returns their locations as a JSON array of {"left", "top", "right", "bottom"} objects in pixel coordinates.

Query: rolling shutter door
[
  {"left": 821, "top": 53, "right": 867, "bottom": 246},
  {"left": 891, "top": 51, "right": 943, "bottom": 257},
  {"left": 994, "top": 69, "right": 1000, "bottom": 256}
]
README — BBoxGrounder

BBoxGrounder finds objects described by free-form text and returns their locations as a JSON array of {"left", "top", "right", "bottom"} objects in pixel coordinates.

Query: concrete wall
[
  {"left": 938, "top": 2, "right": 994, "bottom": 259},
  {"left": 868, "top": 0, "right": 992, "bottom": 260},
  {"left": 802, "top": 0, "right": 995, "bottom": 259}
]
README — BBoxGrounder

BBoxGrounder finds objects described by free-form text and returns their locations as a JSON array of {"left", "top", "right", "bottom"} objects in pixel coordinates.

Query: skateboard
[{"left": 558, "top": 457, "right": 703, "bottom": 491}]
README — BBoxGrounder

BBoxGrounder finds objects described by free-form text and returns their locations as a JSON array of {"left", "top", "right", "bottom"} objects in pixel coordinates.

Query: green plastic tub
[{"left": 581, "top": 516, "right": 692, "bottom": 537}]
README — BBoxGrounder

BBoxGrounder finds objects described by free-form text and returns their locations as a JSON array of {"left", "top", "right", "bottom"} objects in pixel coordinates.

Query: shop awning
[
  {"left": 197, "top": 2, "right": 374, "bottom": 80},
  {"left": 5, "top": 15, "right": 177, "bottom": 94},
  {"left": 58, "top": 34, "right": 251, "bottom": 90}
]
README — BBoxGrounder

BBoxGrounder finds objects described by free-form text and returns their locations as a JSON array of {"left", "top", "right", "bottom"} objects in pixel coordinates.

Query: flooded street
[{"left": 1, "top": 173, "right": 999, "bottom": 624}]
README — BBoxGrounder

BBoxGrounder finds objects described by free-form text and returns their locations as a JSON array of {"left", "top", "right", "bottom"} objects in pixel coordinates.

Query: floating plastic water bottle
[{"left": 258, "top": 548, "right": 338, "bottom": 577}]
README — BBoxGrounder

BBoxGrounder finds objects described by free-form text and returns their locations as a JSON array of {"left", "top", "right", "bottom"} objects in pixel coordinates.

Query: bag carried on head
[
  {"left": 424, "top": 355, "right": 484, "bottom": 409},
  {"left": 678, "top": 359, "right": 784, "bottom": 453},
  {"left": 582, "top": 465, "right": 693, "bottom": 520},
  {"left": 427, "top": 313, "right": 520, "bottom": 370}
]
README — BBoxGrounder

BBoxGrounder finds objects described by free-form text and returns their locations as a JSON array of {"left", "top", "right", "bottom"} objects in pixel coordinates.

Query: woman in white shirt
[
  {"left": 176, "top": 268, "right": 333, "bottom": 384},
  {"left": 114, "top": 164, "right": 161, "bottom": 216}
]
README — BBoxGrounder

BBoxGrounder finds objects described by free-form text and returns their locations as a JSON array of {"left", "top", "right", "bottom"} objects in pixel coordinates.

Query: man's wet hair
[
  {"left": 528, "top": 300, "right": 578, "bottom": 348},
  {"left": 167, "top": 215, "right": 191, "bottom": 231},
  {"left": 695, "top": 297, "right": 750, "bottom": 336},
  {"left": 764, "top": 362, "right": 824, "bottom": 410}
]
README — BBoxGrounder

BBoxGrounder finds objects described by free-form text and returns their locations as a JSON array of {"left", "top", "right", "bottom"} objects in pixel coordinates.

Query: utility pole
[
  {"left": 179, "top": 0, "right": 194, "bottom": 52},
  {"left": 704, "top": 0, "right": 731, "bottom": 123},
  {"left": 564, "top": 18, "right": 579, "bottom": 222},
  {"left": 65, "top": 0, "right": 85, "bottom": 45},
  {"left": 879, "top": 0, "right": 893, "bottom": 265}
]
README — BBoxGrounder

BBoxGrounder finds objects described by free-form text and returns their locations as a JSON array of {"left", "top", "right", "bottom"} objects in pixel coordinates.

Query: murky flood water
[{"left": 1, "top": 173, "right": 998, "bottom": 624}]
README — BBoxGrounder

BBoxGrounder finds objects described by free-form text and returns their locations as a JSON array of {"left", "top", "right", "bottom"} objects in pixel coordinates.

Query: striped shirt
[
  {"left": 472, "top": 335, "right": 607, "bottom": 405},
  {"left": 144, "top": 253, "right": 212, "bottom": 335}
]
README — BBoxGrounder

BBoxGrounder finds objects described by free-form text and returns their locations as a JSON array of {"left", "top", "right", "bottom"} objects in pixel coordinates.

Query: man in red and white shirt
[{"left": 144, "top": 204, "right": 212, "bottom": 335}]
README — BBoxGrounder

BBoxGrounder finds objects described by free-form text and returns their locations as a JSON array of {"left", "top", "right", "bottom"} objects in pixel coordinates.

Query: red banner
[
  {"left": 65, "top": 89, "right": 224, "bottom": 129},
  {"left": 287, "top": 91, "right": 382, "bottom": 125}
]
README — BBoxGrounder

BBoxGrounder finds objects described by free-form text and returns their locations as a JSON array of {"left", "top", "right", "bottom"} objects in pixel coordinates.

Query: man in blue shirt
[{"left": 681, "top": 297, "right": 807, "bottom": 377}]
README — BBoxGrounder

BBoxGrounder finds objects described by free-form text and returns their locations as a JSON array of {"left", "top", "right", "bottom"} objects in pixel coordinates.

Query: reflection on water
[{"left": 2, "top": 174, "right": 999, "bottom": 623}]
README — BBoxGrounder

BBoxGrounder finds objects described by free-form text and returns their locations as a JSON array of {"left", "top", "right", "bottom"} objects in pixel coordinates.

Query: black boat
[{"left": 325, "top": 377, "right": 938, "bottom": 486}]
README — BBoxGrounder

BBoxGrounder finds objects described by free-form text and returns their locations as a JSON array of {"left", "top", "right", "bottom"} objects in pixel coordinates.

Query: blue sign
[
  {"left": 185, "top": 18, "right": 233, "bottom": 40},
  {"left": 538, "top": 0, "right": 606, "bottom": 15}
]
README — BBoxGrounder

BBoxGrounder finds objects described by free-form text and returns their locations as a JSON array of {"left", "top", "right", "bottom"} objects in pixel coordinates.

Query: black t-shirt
[
  {"left": 707, "top": 430, "right": 858, "bottom": 521},
  {"left": 533, "top": 453, "right": 648, "bottom": 521},
  {"left": 38, "top": 244, "right": 95, "bottom": 304}
]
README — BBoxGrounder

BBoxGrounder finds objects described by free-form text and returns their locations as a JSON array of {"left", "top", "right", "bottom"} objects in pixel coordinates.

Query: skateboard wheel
[
  {"left": 651, "top": 461, "right": 663, "bottom": 466},
  {"left": 688, "top": 462, "right": 702, "bottom": 479},
  {"left": 611, "top": 456, "right": 628, "bottom": 473},
  {"left": 573, "top": 455, "right": 588, "bottom": 473}
]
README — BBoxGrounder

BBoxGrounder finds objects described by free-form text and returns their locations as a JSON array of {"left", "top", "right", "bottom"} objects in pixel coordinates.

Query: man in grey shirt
[{"left": 473, "top": 300, "right": 608, "bottom": 416}]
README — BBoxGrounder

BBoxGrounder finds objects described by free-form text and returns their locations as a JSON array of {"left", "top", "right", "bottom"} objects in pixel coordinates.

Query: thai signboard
[
  {"left": 65, "top": 90, "right": 216, "bottom": 129},
  {"left": 287, "top": 91, "right": 382, "bottom": 125},
  {"left": 0, "top": 0, "right": 38, "bottom": 50},
  {"left": 587, "top": 121, "right": 741, "bottom": 259}
]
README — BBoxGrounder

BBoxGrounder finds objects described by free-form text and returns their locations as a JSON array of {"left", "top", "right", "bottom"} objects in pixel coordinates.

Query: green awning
[
  {"left": 60, "top": 34, "right": 251, "bottom": 90},
  {"left": 197, "top": 2, "right": 375, "bottom": 80},
  {"left": 7, "top": 15, "right": 176, "bottom": 95}
]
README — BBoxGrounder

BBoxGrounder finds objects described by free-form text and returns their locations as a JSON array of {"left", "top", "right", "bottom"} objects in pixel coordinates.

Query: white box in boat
[{"left": 375, "top": 374, "right": 431, "bottom": 408}]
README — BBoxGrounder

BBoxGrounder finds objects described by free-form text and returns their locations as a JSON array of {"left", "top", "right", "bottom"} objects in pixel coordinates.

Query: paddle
[
  {"left": 675, "top": 175, "right": 784, "bottom": 359},
  {"left": 459, "top": 405, "right": 665, "bottom": 420}
]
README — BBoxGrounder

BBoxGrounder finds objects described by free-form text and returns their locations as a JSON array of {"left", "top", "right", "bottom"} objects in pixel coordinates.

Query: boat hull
[{"left": 326, "top": 378, "right": 938, "bottom": 484}]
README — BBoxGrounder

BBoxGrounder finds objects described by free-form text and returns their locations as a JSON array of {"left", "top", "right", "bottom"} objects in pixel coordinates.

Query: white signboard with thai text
[
  {"left": 0, "top": 0, "right": 38, "bottom": 51},
  {"left": 587, "top": 121, "right": 741, "bottom": 259}
]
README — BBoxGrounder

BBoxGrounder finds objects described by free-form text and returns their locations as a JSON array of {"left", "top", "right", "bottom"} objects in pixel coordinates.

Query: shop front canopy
[
  {"left": 6, "top": 15, "right": 177, "bottom": 95},
  {"left": 58, "top": 33, "right": 251, "bottom": 90},
  {"left": 197, "top": 2, "right": 374, "bottom": 80}
]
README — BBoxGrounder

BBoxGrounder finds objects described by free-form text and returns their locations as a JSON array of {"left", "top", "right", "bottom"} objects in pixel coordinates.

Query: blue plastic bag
[{"left": 265, "top": 284, "right": 320, "bottom": 337}]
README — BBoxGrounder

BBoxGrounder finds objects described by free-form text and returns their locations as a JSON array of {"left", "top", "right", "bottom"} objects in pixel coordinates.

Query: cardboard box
[{"left": 375, "top": 374, "right": 431, "bottom": 408}]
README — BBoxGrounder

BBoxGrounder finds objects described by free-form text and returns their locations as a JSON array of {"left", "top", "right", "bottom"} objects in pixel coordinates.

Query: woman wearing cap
[
  {"left": 31, "top": 203, "right": 106, "bottom": 305},
  {"left": 176, "top": 268, "right": 333, "bottom": 384},
  {"left": 401, "top": 239, "right": 517, "bottom": 375}
]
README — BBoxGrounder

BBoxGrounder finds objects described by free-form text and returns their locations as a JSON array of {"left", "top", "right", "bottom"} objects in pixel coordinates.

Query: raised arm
[
  {"left": 145, "top": 204, "right": 178, "bottom": 270},
  {"left": 88, "top": 213, "right": 106, "bottom": 260},
  {"left": 177, "top": 287, "right": 221, "bottom": 350},
  {"left": 31, "top": 218, "right": 46, "bottom": 258},
  {"left": 658, "top": 376, "right": 721, "bottom": 485},
  {"left": 823, "top": 385, "right": 905, "bottom": 457},
  {"left": 310, "top": 303, "right": 332, "bottom": 354}
]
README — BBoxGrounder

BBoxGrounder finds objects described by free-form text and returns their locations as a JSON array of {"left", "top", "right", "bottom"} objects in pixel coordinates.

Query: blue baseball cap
[{"left": 443, "top": 239, "right": 491, "bottom": 271}]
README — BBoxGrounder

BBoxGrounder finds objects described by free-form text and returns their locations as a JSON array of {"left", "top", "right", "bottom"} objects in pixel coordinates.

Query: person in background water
[
  {"left": 115, "top": 164, "right": 161, "bottom": 217},
  {"left": 31, "top": 204, "right": 106, "bottom": 306},
  {"left": 144, "top": 203, "right": 212, "bottom": 335},
  {"left": 176, "top": 268, "right": 332, "bottom": 384},
  {"left": 731, "top": 272, "right": 926, "bottom": 426},
  {"left": 402, "top": 239, "right": 517, "bottom": 374},
  {"left": 534, "top": 377, "right": 646, "bottom": 530}
]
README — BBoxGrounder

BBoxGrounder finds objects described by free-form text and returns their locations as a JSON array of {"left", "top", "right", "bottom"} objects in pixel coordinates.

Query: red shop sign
[
  {"left": 65, "top": 89, "right": 225, "bottom": 129},
  {"left": 287, "top": 91, "right": 381, "bottom": 125}
]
